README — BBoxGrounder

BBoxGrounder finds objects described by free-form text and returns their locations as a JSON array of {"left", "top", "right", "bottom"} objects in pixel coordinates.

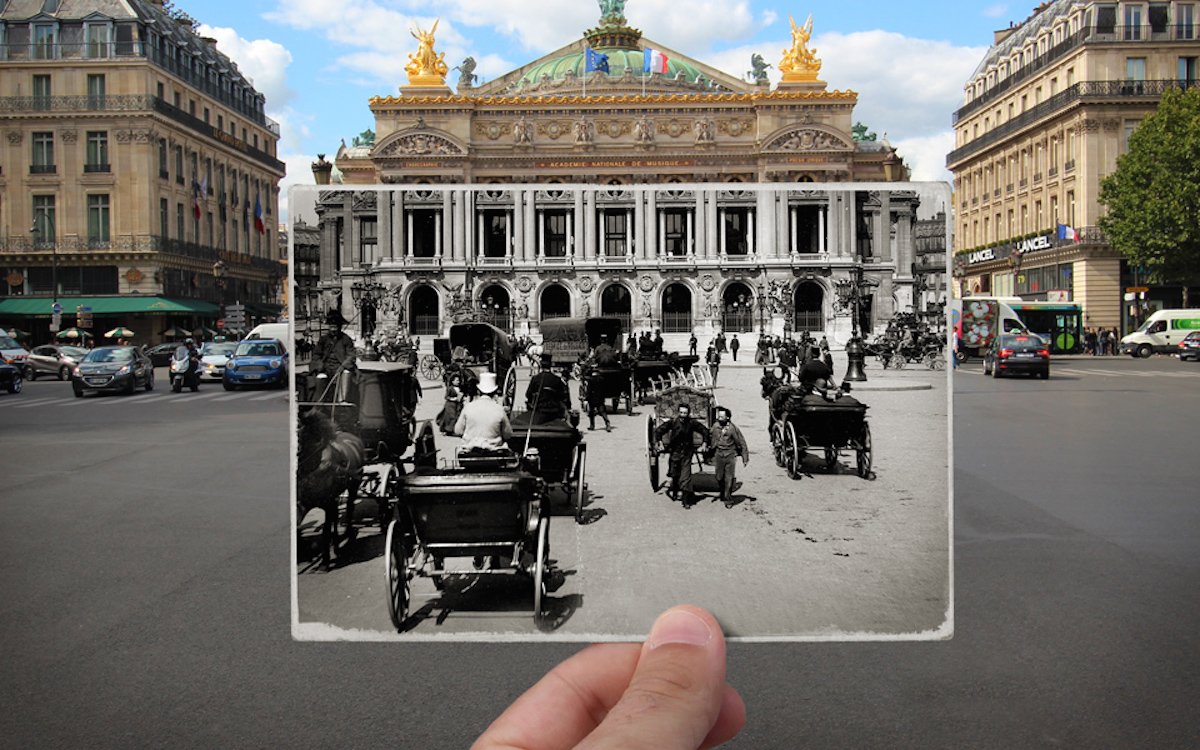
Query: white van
[
  {"left": 244, "top": 322, "right": 290, "bottom": 353},
  {"left": 1120, "top": 310, "right": 1200, "bottom": 357}
]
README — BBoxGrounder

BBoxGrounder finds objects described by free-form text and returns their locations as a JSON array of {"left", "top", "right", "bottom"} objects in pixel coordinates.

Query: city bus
[{"left": 1006, "top": 300, "right": 1084, "bottom": 354}]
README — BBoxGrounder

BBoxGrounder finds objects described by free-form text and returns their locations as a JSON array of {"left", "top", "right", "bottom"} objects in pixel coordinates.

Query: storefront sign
[
  {"left": 967, "top": 248, "right": 995, "bottom": 265},
  {"left": 1016, "top": 234, "right": 1053, "bottom": 253}
]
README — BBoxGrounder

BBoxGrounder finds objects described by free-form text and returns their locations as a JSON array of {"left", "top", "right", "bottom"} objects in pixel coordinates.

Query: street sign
[
  {"left": 51, "top": 302, "right": 63, "bottom": 315},
  {"left": 1126, "top": 286, "right": 1149, "bottom": 293}
]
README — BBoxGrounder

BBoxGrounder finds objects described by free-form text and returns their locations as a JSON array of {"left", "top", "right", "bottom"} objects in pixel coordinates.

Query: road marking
[
  {"left": 211, "top": 393, "right": 247, "bottom": 402},
  {"left": 248, "top": 392, "right": 286, "bottom": 401}
]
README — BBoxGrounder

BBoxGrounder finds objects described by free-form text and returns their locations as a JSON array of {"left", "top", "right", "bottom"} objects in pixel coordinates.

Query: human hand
[
  {"left": 742, "top": 456, "right": 749, "bottom": 467},
  {"left": 473, "top": 605, "right": 745, "bottom": 750}
]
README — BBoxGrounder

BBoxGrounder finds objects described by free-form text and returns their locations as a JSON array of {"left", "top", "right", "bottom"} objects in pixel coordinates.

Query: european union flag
[{"left": 585, "top": 47, "right": 609, "bottom": 73}]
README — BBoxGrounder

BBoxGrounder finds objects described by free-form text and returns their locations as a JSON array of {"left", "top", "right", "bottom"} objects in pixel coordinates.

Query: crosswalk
[{"left": 1, "top": 387, "right": 287, "bottom": 409}]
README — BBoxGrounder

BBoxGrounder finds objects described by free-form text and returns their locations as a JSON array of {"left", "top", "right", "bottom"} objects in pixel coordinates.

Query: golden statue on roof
[
  {"left": 779, "top": 14, "right": 823, "bottom": 83},
  {"left": 405, "top": 19, "right": 449, "bottom": 87}
]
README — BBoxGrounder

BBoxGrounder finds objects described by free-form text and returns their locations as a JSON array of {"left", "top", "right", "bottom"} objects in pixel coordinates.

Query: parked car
[
  {"left": 1179, "top": 331, "right": 1200, "bottom": 362},
  {"left": 983, "top": 333, "right": 1050, "bottom": 379},
  {"left": 223, "top": 338, "right": 288, "bottom": 390},
  {"left": 198, "top": 341, "right": 239, "bottom": 381},
  {"left": 0, "top": 361, "right": 22, "bottom": 394},
  {"left": 71, "top": 346, "right": 155, "bottom": 397},
  {"left": 1, "top": 333, "right": 30, "bottom": 369},
  {"left": 25, "top": 344, "right": 89, "bottom": 380},
  {"left": 145, "top": 342, "right": 183, "bottom": 368}
]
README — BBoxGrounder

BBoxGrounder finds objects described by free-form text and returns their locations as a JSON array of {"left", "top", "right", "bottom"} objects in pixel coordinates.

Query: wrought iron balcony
[
  {"left": 84, "top": 163, "right": 111, "bottom": 173},
  {"left": 0, "top": 94, "right": 156, "bottom": 114},
  {"left": 29, "top": 164, "right": 56, "bottom": 175},
  {"left": 949, "top": 80, "right": 1197, "bottom": 166}
]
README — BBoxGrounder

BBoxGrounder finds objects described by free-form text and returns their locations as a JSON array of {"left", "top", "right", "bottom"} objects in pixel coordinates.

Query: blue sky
[{"left": 182, "top": 0, "right": 1027, "bottom": 218}]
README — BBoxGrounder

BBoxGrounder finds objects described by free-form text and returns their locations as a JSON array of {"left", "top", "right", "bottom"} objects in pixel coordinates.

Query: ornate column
[
  {"left": 693, "top": 190, "right": 706, "bottom": 258},
  {"left": 512, "top": 189, "right": 525, "bottom": 261},
  {"left": 392, "top": 190, "right": 405, "bottom": 261},
  {"left": 573, "top": 191, "right": 584, "bottom": 261},
  {"left": 378, "top": 190, "right": 391, "bottom": 263},
  {"left": 523, "top": 190, "right": 536, "bottom": 262},
  {"left": 440, "top": 191, "right": 452, "bottom": 260},
  {"left": 644, "top": 190, "right": 657, "bottom": 259},
  {"left": 583, "top": 191, "right": 596, "bottom": 261},
  {"left": 634, "top": 192, "right": 646, "bottom": 260},
  {"left": 704, "top": 190, "right": 719, "bottom": 260}
]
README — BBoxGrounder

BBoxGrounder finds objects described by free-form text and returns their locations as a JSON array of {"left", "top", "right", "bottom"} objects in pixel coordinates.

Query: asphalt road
[
  {"left": 2, "top": 355, "right": 1197, "bottom": 748},
  {"left": 297, "top": 362, "right": 949, "bottom": 639}
]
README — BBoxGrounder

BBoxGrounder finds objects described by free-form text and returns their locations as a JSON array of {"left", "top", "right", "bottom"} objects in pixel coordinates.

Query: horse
[{"left": 297, "top": 409, "right": 365, "bottom": 570}]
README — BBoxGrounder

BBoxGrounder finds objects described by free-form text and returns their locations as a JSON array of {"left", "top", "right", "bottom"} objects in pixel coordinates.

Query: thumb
[{"left": 577, "top": 606, "right": 732, "bottom": 750}]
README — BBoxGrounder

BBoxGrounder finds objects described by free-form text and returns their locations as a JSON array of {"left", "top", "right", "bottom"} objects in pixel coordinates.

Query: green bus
[{"left": 1006, "top": 301, "right": 1084, "bottom": 354}]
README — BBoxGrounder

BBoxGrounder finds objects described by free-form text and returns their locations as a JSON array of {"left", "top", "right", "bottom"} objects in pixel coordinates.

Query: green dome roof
[{"left": 516, "top": 48, "right": 706, "bottom": 89}]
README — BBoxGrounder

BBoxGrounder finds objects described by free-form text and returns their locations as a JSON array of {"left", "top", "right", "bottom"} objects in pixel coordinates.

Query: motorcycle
[{"left": 170, "top": 349, "right": 201, "bottom": 393}]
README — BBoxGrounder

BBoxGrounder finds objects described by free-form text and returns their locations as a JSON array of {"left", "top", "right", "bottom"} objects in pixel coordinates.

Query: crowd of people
[{"left": 1084, "top": 327, "right": 1121, "bottom": 356}]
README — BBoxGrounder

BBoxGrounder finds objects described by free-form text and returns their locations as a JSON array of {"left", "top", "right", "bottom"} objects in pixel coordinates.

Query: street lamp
[{"left": 834, "top": 263, "right": 870, "bottom": 382}]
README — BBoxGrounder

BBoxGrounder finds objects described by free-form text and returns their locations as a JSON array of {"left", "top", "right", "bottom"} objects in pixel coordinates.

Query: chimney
[
  {"left": 202, "top": 37, "right": 218, "bottom": 48},
  {"left": 994, "top": 27, "right": 1018, "bottom": 45}
]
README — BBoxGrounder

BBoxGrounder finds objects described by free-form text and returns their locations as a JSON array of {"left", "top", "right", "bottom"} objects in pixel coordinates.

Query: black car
[
  {"left": 72, "top": 346, "right": 155, "bottom": 397},
  {"left": 24, "top": 344, "right": 88, "bottom": 380},
  {"left": 0, "top": 361, "right": 22, "bottom": 395},
  {"left": 145, "top": 342, "right": 183, "bottom": 368},
  {"left": 983, "top": 333, "right": 1050, "bottom": 379},
  {"left": 1179, "top": 331, "right": 1200, "bottom": 362}
]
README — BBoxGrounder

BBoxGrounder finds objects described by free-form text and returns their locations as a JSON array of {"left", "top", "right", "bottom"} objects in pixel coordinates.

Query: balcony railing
[
  {"left": 29, "top": 164, "right": 56, "bottom": 174},
  {"left": 152, "top": 97, "right": 284, "bottom": 172},
  {"left": 0, "top": 42, "right": 279, "bottom": 136},
  {"left": 0, "top": 233, "right": 278, "bottom": 269},
  {"left": 84, "top": 163, "right": 111, "bottom": 173},
  {"left": 949, "top": 80, "right": 1197, "bottom": 166},
  {"left": 954, "top": 24, "right": 1199, "bottom": 123},
  {"left": 0, "top": 94, "right": 156, "bottom": 114}
]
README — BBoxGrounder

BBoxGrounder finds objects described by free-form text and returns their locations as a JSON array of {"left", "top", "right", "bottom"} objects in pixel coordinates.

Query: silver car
[
  {"left": 198, "top": 341, "right": 239, "bottom": 381},
  {"left": 25, "top": 344, "right": 89, "bottom": 381}
]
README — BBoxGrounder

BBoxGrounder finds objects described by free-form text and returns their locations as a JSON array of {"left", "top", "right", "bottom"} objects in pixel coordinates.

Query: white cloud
[
  {"left": 982, "top": 4, "right": 1009, "bottom": 19},
  {"left": 278, "top": 152, "right": 320, "bottom": 223},
  {"left": 197, "top": 25, "right": 295, "bottom": 109},
  {"left": 892, "top": 131, "right": 956, "bottom": 184}
]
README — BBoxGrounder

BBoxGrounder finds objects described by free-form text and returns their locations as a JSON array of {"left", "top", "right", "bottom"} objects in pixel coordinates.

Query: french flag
[
  {"left": 643, "top": 47, "right": 669, "bottom": 74},
  {"left": 1056, "top": 223, "right": 1078, "bottom": 242},
  {"left": 254, "top": 194, "right": 265, "bottom": 235}
]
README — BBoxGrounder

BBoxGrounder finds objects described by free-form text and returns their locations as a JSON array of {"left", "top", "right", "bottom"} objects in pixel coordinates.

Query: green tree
[{"left": 1098, "top": 87, "right": 1200, "bottom": 288}]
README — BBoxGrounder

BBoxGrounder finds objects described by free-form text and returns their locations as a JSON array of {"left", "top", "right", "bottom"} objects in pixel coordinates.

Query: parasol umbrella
[
  {"left": 160, "top": 325, "right": 192, "bottom": 338},
  {"left": 6, "top": 328, "right": 31, "bottom": 339},
  {"left": 56, "top": 327, "right": 94, "bottom": 341},
  {"left": 105, "top": 326, "right": 136, "bottom": 339}
]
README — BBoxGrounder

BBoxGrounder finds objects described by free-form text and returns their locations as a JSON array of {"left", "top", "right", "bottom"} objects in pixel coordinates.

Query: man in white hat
[{"left": 454, "top": 371, "right": 513, "bottom": 450}]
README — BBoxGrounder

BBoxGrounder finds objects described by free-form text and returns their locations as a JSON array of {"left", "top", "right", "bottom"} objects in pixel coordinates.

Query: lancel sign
[{"left": 967, "top": 233, "right": 1053, "bottom": 265}]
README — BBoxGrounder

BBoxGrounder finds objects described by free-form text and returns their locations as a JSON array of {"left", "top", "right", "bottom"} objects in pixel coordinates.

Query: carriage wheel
[
  {"left": 892, "top": 355, "right": 906, "bottom": 370},
  {"left": 384, "top": 519, "right": 411, "bottom": 631},
  {"left": 533, "top": 516, "right": 549, "bottom": 624},
  {"left": 771, "top": 423, "right": 786, "bottom": 468},
  {"left": 824, "top": 446, "right": 838, "bottom": 473},
  {"left": 626, "top": 378, "right": 635, "bottom": 416},
  {"left": 927, "top": 352, "right": 945, "bottom": 371},
  {"left": 645, "top": 413, "right": 661, "bottom": 491},
  {"left": 784, "top": 422, "right": 802, "bottom": 480},
  {"left": 856, "top": 422, "right": 873, "bottom": 479},
  {"left": 574, "top": 444, "right": 588, "bottom": 524},
  {"left": 502, "top": 367, "right": 518, "bottom": 412}
]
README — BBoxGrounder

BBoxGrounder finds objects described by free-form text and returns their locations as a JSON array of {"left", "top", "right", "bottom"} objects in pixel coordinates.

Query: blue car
[{"left": 223, "top": 338, "right": 289, "bottom": 390}]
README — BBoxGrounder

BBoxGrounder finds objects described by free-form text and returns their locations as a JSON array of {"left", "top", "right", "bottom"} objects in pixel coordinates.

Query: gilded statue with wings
[
  {"left": 405, "top": 19, "right": 449, "bottom": 86},
  {"left": 779, "top": 14, "right": 822, "bottom": 82}
]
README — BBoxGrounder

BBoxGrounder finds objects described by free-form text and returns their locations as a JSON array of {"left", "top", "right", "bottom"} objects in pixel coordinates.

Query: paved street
[
  {"left": 1, "top": 355, "right": 1197, "bottom": 747},
  {"left": 297, "top": 359, "right": 949, "bottom": 639}
]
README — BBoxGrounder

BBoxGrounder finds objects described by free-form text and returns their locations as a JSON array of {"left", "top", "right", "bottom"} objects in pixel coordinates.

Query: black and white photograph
[{"left": 291, "top": 183, "right": 952, "bottom": 640}]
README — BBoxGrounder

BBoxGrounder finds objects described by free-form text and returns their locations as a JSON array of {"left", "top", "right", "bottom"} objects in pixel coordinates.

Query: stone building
[
  {"left": 947, "top": 0, "right": 1199, "bottom": 331},
  {"left": 310, "top": 6, "right": 925, "bottom": 345},
  {"left": 0, "top": 0, "right": 286, "bottom": 342}
]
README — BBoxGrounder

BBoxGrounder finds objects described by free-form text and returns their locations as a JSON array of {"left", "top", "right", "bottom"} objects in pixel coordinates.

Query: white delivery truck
[
  {"left": 1120, "top": 310, "right": 1200, "bottom": 358},
  {"left": 245, "top": 322, "right": 290, "bottom": 353},
  {"left": 950, "top": 297, "right": 1028, "bottom": 361}
]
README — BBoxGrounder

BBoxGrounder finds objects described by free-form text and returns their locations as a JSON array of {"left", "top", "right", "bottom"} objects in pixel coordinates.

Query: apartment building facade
[
  {"left": 0, "top": 0, "right": 286, "bottom": 342},
  {"left": 948, "top": 0, "right": 1198, "bottom": 331}
]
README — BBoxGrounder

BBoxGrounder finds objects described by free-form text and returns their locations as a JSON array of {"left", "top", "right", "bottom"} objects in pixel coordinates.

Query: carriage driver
[
  {"left": 525, "top": 352, "right": 570, "bottom": 425},
  {"left": 654, "top": 404, "right": 710, "bottom": 507},
  {"left": 592, "top": 335, "right": 619, "bottom": 367},
  {"left": 455, "top": 372, "right": 514, "bottom": 451},
  {"left": 311, "top": 309, "right": 357, "bottom": 378},
  {"left": 797, "top": 347, "right": 841, "bottom": 399}
]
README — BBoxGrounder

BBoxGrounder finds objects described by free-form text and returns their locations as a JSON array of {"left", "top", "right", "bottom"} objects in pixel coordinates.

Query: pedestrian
[
  {"left": 582, "top": 367, "right": 611, "bottom": 432},
  {"left": 705, "top": 344, "right": 721, "bottom": 386},
  {"left": 626, "top": 334, "right": 638, "bottom": 357},
  {"left": 1085, "top": 327, "right": 1097, "bottom": 355},
  {"left": 778, "top": 341, "right": 796, "bottom": 383},
  {"left": 707, "top": 407, "right": 748, "bottom": 507},
  {"left": 715, "top": 332, "right": 727, "bottom": 354},
  {"left": 1110, "top": 327, "right": 1120, "bottom": 355},
  {"left": 438, "top": 372, "right": 466, "bottom": 435},
  {"left": 689, "top": 332, "right": 698, "bottom": 357},
  {"left": 652, "top": 329, "right": 664, "bottom": 355},
  {"left": 653, "top": 403, "right": 709, "bottom": 507},
  {"left": 730, "top": 334, "right": 740, "bottom": 361}
]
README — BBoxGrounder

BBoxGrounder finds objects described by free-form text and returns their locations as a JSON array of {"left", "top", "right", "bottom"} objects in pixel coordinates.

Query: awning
[
  {"left": 0, "top": 296, "right": 220, "bottom": 317},
  {"left": 245, "top": 301, "right": 284, "bottom": 317}
]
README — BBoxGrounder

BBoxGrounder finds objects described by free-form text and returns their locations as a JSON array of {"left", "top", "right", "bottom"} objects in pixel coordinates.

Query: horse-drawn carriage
[
  {"left": 384, "top": 440, "right": 553, "bottom": 631},
  {"left": 643, "top": 382, "right": 718, "bottom": 492},
  {"left": 540, "top": 316, "right": 636, "bottom": 415},
  {"left": 765, "top": 382, "right": 872, "bottom": 480},
  {"left": 506, "top": 412, "right": 587, "bottom": 523},
  {"left": 634, "top": 352, "right": 703, "bottom": 402},
  {"left": 296, "top": 360, "right": 429, "bottom": 569},
  {"left": 431, "top": 322, "right": 519, "bottom": 410}
]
